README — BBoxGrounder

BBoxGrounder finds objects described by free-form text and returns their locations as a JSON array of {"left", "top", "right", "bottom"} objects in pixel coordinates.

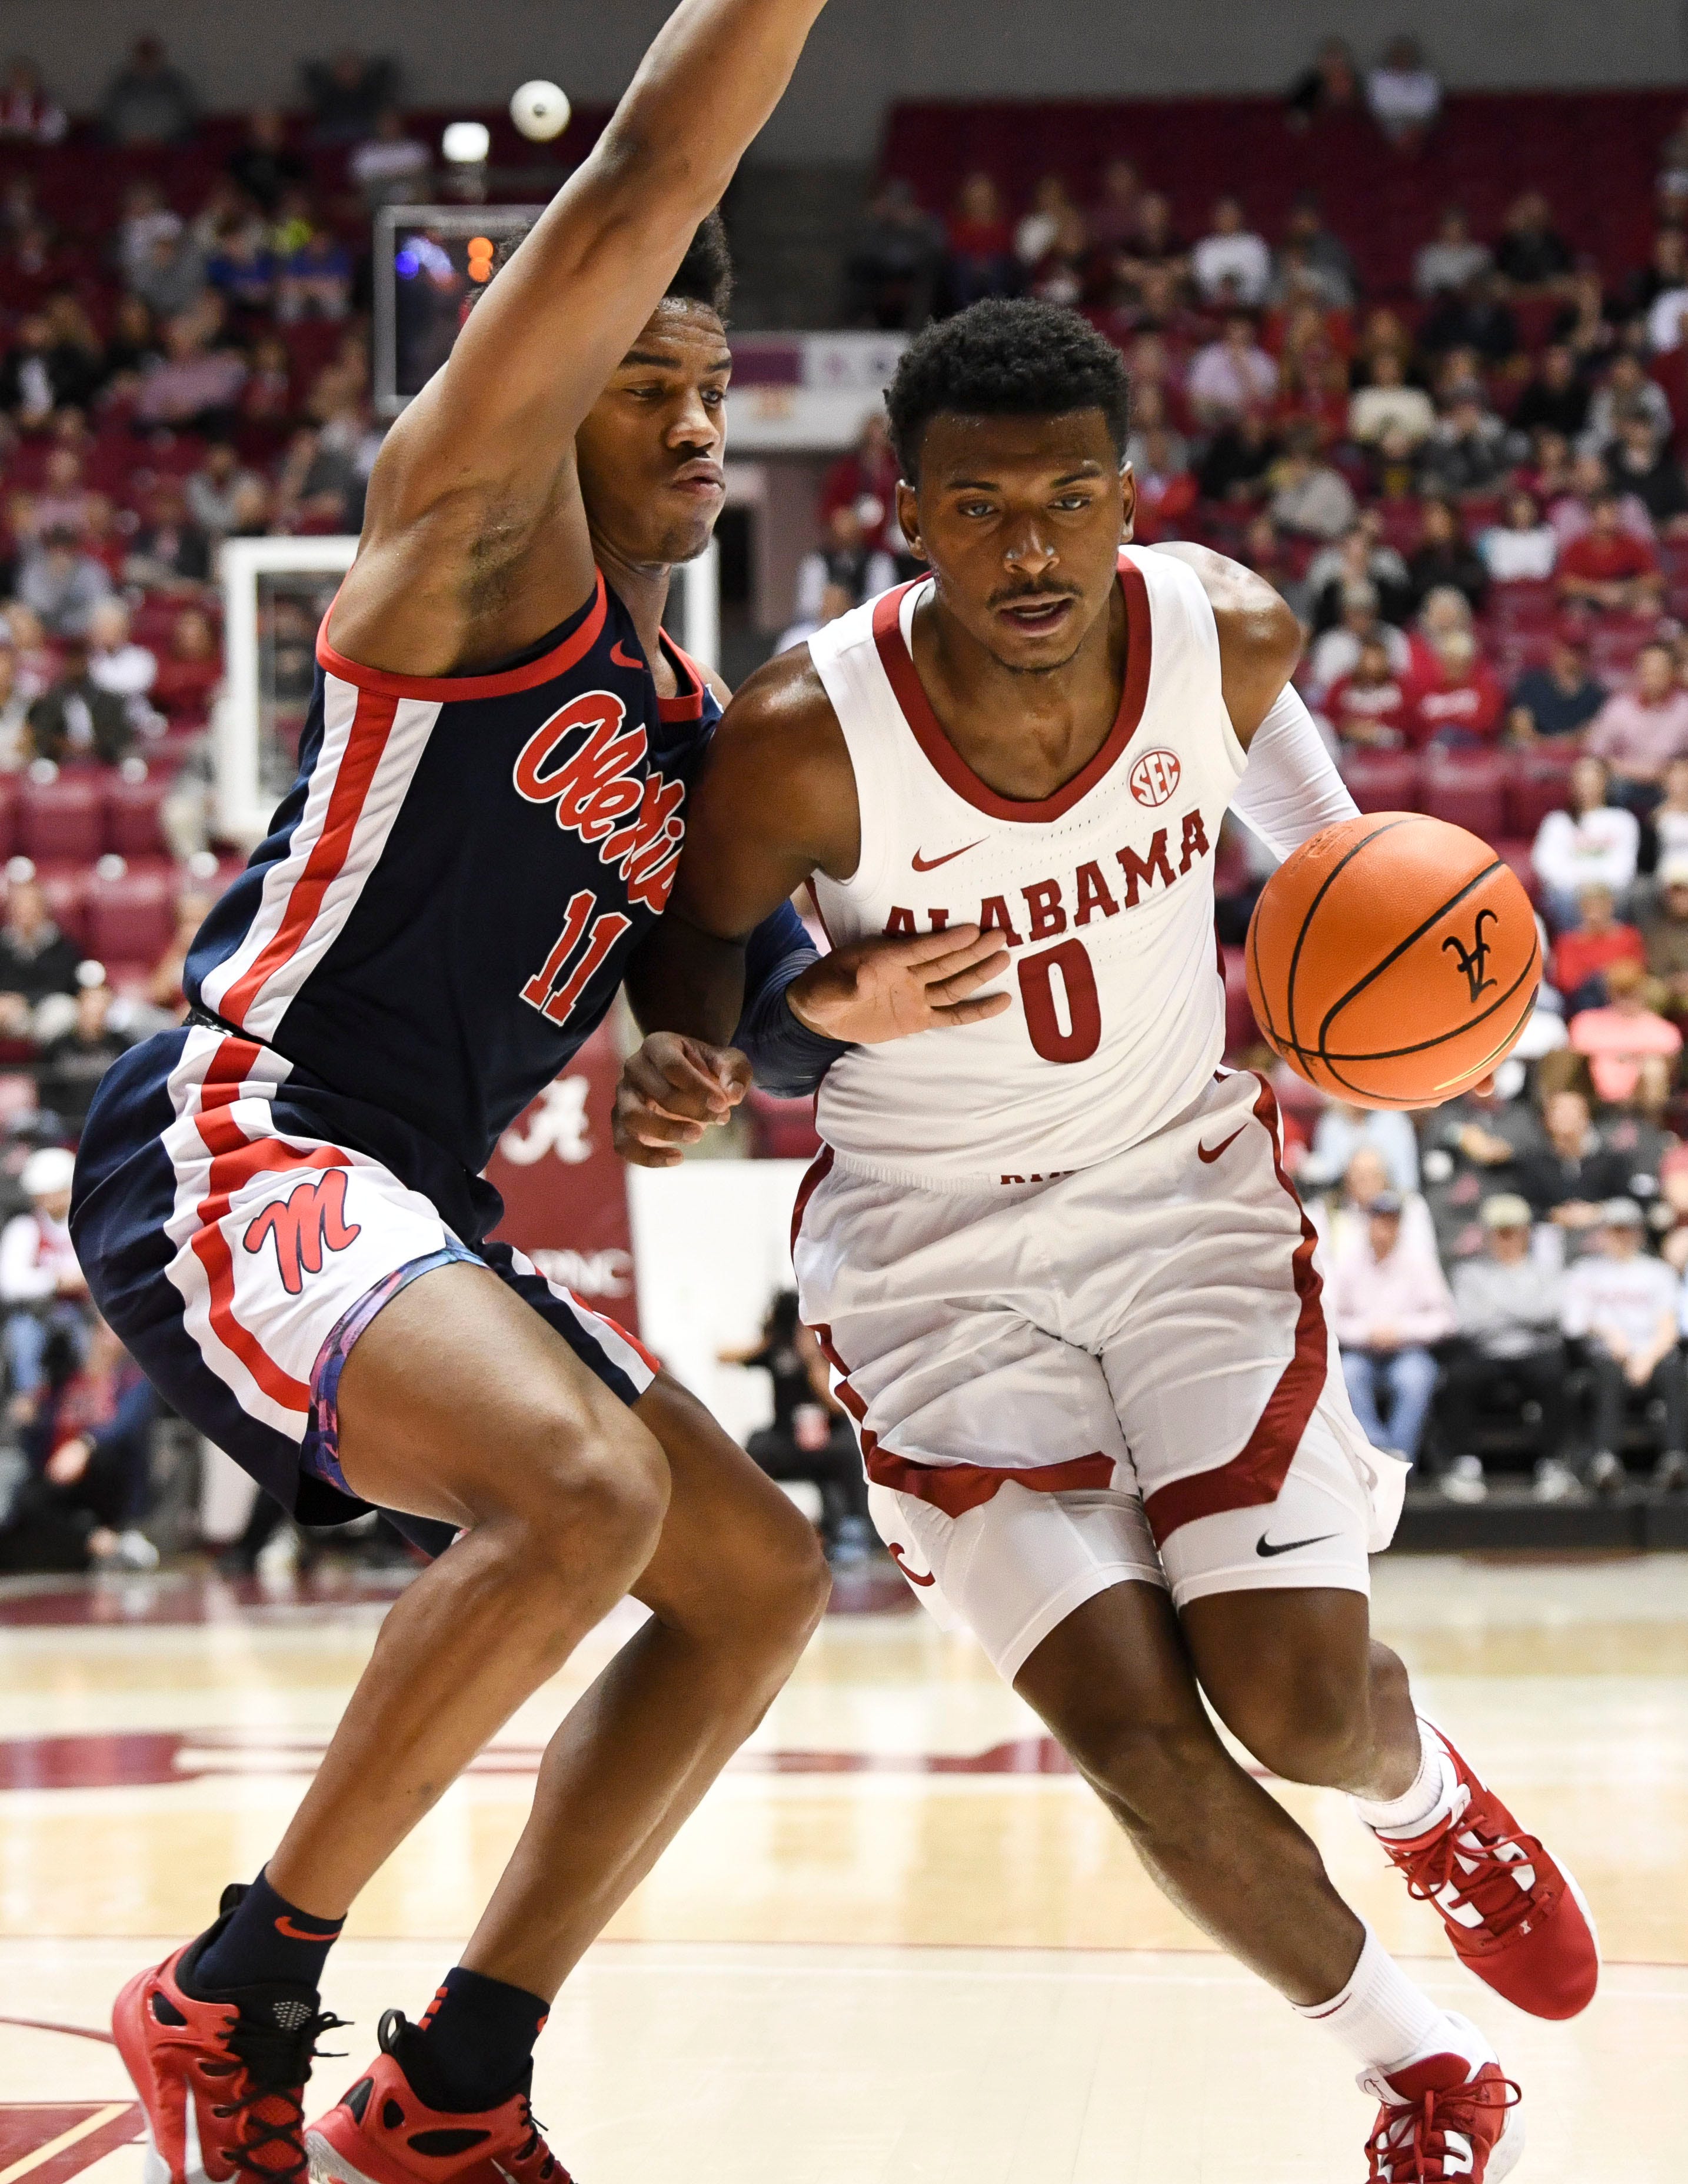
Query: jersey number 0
[{"left": 1018, "top": 940, "right": 1102, "bottom": 1064}]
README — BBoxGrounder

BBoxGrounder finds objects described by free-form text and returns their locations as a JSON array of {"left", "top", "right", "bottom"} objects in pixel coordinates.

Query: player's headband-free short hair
[
  {"left": 482, "top": 208, "right": 734, "bottom": 318},
  {"left": 885, "top": 298, "right": 1133, "bottom": 483}
]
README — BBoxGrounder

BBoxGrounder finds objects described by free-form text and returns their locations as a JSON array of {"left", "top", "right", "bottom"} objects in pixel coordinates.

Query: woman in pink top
[{"left": 1569, "top": 957, "right": 1682, "bottom": 1110}]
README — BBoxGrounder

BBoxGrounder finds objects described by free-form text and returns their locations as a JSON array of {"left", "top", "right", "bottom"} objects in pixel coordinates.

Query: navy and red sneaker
[
  {"left": 112, "top": 1885, "right": 347, "bottom": 2184},
  {"left": 1373, "top": 1724, "right": 1599, "bottom": 2020},
  {"left": 307, "top": 2012, "right": 574, "bottom": 2184}
]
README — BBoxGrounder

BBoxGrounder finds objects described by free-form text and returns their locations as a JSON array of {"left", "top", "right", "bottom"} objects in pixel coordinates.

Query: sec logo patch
[{"left": 1130, "top": 748, "right": 1181, "bottom": 808}]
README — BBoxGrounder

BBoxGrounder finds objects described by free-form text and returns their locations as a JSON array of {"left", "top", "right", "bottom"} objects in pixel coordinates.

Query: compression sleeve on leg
[
  {"left": 731, "top": 897, "right": 853, "bottom": 1098},
  {"left": 1230, "top": 684, "right": 1360, "bottom": 862}
]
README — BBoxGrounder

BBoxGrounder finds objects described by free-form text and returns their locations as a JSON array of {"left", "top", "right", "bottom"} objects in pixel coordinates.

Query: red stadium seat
[
  {"left": 1221, "top": 947, "right": 1258, "bottom": 1058},
  {"left": 745, "top": 1089, "right": 822, "bottom": 1160},
  {"left": 1339, "top": 748, "right": 1422, "bottom": 814},
  {"left": 0, "top": 777, "right": 19, "bottom": 863},
  {"left": 105, "top": 769, "right": 175, "bottom": 860},
  {"left": 34, "top": 868, "right": 90, "bottom": 951},
  {"left": 1494, "top": 840, "right": 1541, "bottom": 904},
  {"left": 84, "top": 865, "right": 177, "bottom": 970},
  {"left": 19, "top": 773, "right": 104, "bottom": 863},
  {"left": 1505, "top": 745, "right": 1579, "bottom": 838},
  {"left": 1419, "top": 751, "right": 1507, "bottom": 843}
]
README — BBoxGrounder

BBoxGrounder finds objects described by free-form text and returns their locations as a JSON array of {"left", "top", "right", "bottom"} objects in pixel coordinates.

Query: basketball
[
  {"left": 510, "top": 78, "right": 572, "bottom": 141},
  {"left": 1246, "top": 812, "right": 1540, "bottom": 1110}
]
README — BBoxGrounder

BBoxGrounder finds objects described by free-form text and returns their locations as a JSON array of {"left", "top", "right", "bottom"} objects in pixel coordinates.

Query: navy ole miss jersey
[{"left": 186, "top": 572, "right": 717, "bottom": 1173}]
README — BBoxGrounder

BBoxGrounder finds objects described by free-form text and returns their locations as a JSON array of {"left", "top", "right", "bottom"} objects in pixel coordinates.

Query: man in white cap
[
  {"left": 0, "top": 1143, "right": 86, "bottom": 1400},
  {"left": 1443, "top": 1195, "right": 1573, "bottom": 1503},
  {"left": 1560, "top": 1196, "right": 1688, "bottom": 1490}
]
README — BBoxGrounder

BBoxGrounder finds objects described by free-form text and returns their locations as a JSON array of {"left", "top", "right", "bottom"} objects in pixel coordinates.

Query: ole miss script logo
[
  {"left": 511, "top": 692, "right": 686, "bottom": 1028},
  {"left": 244, "top": 1171, "right": 361, "bottom": 1296},
  {"left": 1129, "top": 748, "right": 1181, "bottom": 808}
]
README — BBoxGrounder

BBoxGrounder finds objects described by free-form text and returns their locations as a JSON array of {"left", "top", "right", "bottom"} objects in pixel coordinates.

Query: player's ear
[
  {"left": 1118, "top": 462, "right": 1137, "bottom": 547},
  {"left": 895, "top": 478, "right": 927, "bottom": 564}
]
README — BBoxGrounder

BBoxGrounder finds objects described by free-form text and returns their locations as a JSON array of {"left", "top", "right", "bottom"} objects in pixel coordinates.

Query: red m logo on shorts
[{"left": 242, "top": 1170, "right": 362, "bottom": 1296}]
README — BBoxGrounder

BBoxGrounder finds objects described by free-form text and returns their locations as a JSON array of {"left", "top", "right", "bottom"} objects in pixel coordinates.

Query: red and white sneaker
[
  {"left": 1373, "top": 1722, "right": 1599, "bottom": 2020},
  {"left": 307, "top": 2011, "right": 574, "bottom": 2184},
  {"left": 1361, "top": 2018, "right": 1523, "bottom": 2182},
  {"left": 112, "top": 1890, "right": 347, "bottom": 2184}
]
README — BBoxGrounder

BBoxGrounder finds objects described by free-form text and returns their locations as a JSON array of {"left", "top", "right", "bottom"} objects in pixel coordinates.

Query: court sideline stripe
[{"left": 0, "top": 2106, "right": 134, "bottom": 2184}]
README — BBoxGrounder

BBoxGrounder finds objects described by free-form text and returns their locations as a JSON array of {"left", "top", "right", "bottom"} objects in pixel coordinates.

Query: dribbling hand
[{"left": 785, "top": 925, "right": 1011, "bottom": 1044}]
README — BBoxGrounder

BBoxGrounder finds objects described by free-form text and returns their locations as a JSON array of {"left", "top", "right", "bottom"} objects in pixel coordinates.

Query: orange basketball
[{"left": 1245, "top": 812, "right": 1540, "bottom": 1110}]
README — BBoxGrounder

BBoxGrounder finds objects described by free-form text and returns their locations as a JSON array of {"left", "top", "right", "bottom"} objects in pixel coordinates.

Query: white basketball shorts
[{"left": 791, "top": 1068, "right": 1407, "bottom": 1683}]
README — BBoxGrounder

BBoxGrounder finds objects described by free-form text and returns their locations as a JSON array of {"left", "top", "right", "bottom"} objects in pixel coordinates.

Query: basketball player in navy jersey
[
  {"left": 69, "top": 8, "right": 1008, "bottom": 2184},
  {"left": 617, "top": 301, "right": 1597, "bottom": 2181}
]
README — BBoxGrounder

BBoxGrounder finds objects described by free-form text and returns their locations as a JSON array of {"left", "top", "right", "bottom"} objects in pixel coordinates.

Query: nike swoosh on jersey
[
  {"left": 911, "top": 840, "right": 985, "bottom": 873},
  {"left": 1197, "top": 1128, "right": 1245, "bottom": 1164},
  {"left": 888, "top": 1542, "right": 937, "bottom": 1587},
  {"left": 1256, "top": 1531, "right": 1340, "bottom": 1558},
  {"left": 609, "top": 640, "right": 644, "bottom": 671}
]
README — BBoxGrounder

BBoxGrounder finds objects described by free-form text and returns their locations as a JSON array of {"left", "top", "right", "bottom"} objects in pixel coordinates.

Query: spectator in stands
[
  {"left": 1311, "top": 1105, "right": 1420, "bottom": 1197},
  {"left": 1493, "top": 190, "right": 1574, "bottom": 293},
  {"left": 724, "top": 1291, "right": 872, "bottom": 1562},
  {"left": 1584, "top": 351, "right": 1673, "bottom": 454},
  {"left": 227, "top": 109, "right": 307, "bottom": 216},
  {"left": 844, "top": 180, "right": 944, "bottom": 331},
  {"left": 940, "top": 174, "right": 1017, "bottom": 312},
  {"left": 1650, "top": 756, "right": 1688, "bottom": 873},
  {"left": 1511, "top": 344, "right": 1591, "bottom": 441},
  {"left": 1308, "top": 516, "right": 1412, "bottom": 626},
  {"left": 1414, "top": 206, "right": 1491, "bottom": 297},
  {"left": 1123, "top": 383, "right": 1188, "bottom": 480},
  {"left": 85, "top": 601, "right": 160, "bottom": 735},
  {"left": 1569, "top": 956, "right": 1681, "bottom": 1114},
  {"left": 1646, "top": 268, "right": 1688, "bottom": 357},
  {"left": 0, "top": 878, "right": 79, "bottom": 1038},
  {"left": 1, "top": 607, "right": 55, "bottom": 699},
  {"left": 129, "top": 231, "right": 207, "bottom": 324},
  {"left": 0, "top": 56, "right": 64, "bottom": 144},
  {"left": 1409, "top": 626, "right": 1505, "bottom": 748},
  {"left": 1267, "top": 427, "right": 1355, "bottom": 541},
  {"left": 101, "top": 35, "right": 198, "bottom": 145},
  {"left": 151, "top": 608, "right": 221, "bottom": 717},
  {"left": 1417, "top": 390, "right": 1511, "bottom": 500},
  {"left": 1420, "top": 1083, "right": 1548, "bottom": 1259},
  {"left": 0, "top": 316, "right": 81, "bottom": 426},
  {"left": 101, "top": 297, "right": 162, "bottom": 392},
  {"left": 1609, "top": 412, "right": 1688, "bottom": 534},
  {"left": 1531, "top": 754, "right": 1640, "bottom": 928},
  {"left": 1559, "top": 493, "right": 1665, "bottom": 615},
  {"left": 1275, "top": 194, "right": 1357, "bottom": 309},
  {"left": 1238, "top": 512, "right": 1310, "bottom": 618},
  {"left": 22, "top": 1311, "right": 159, "bottom": 1571},
  {"left": 1404, "top": 498, "right": 1490, "bottom": 611},
  {"left": 185, "top": 443, "right": 261, "bottom": 541},
  {"left": 1130, "top": 427, "right": 1198, "bottom": 541},
  {"left": 205, "top": 224, "right": 277, "bottom": 319},
  {"left": 1324, "top": 634, "right": 1411, "bottom": 748},
  {"left": 132, "top": 314, "right": 245, "bottom": 436},
  {"left": 1085, "top": 159, "right": 1140, "bottom": 254},
  {"left": 16, "top": 448, "right": 98, "bottom": 547},
  {"left": 1549, "top": 450, "right": 1654, "bottom": 548},
  {"left": 1347, "top": 349, "right": 1434, "bottom": 448},
  {"left": 303, "top": 46, "right": 399, "bottom": 142},
  {"left": 1586, "top": 642, "right": 1688, "bottom": 808},
  {"left": 239, "top": 335, "right": 295, "bottom": 440},
  {"left": 1191, "top": 195, "right": 1270, "bottom": 309},
  {"left": 1509, "top": 630, "right": 1610, "bottom": 733},
  {"left": 275, "top": 229, "right": 354, "bottom": 324},
  {"left": 34, "top": 973, "right": 134, "bottom": 1131},
  {"left": 1442, "top": 1196, "right": 1572, "bottom": 1503},
  {"left": 1549, "top": 885, "right": 1647, "bottom": 1013},
  {"left": 115, "top": 179, "right": 180, "bottom": 289},
  {"left": 1562, "top": 1197, "right": 1687, "bottom": 1490},
  {"left": 273, "top": 426, "right": 364, "bottom": 535},
  {"left": 1187, "top": 314, "right": 1277, "bottom": 427},
  {"left": 0, "top": 650, "right": 30, "bottom": 771},
  {"left": 1014, "top": 176, "right": 1077, "bottom": 272},
  {"left": 0, "top": 1146, "right": 86, "bottom": 1401},
  {"left": 16, "top": 531, "right": 111, "bottom": 637},
  {"left": 1366, "top": 35, "right": 1443, "bottom": 145},
  {"left": 351, "top": 108, "right": 431, "bottom": 208},
  {"left": 793, "top": 504, "right": 897, "bottom": 626},
  {"left": 1419, "top": 271, "right": 1518, "bottom": 365},
  {"left": 1286, "top": 37, "right": 1361, "bottom": 129},
  {"left": 1479, "top": 490, "right": 1559, "bottom": 583},
  {"left": 145, "top": 887, "right": 212, "bottom": 1015},
  {"left": 1518, "top": 1086, "right": 1639, "bottom": 1237},
  {"left": 1307, "top": 581, "right": 1409, "bottom": 695},
  {"left": 1196, "top": 410, "right": 1279, "bottom": 504},
  {"left": 1552, "top": 265, "right": 1620, "bottom": 369},
  {"left": 1329, "top": 1188, "right": 1454, "bottom": 1467},
  {"left": 25, "top": 639, "right": 132, "bottom": 765},
  {"left": 124, "top": 485, "right": 212, "bottom": 593}
]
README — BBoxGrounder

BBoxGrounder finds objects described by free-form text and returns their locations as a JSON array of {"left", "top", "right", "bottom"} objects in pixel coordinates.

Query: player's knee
[
  {"left": 1224, "top": 1664, "right": 1372, "bottom": 1789},
  {"left": 500, "top": 1401, "right": 670, "bottom": 1575},
  {"left": 675, "top": 1488, "right": 831, "bottom": 1666}
]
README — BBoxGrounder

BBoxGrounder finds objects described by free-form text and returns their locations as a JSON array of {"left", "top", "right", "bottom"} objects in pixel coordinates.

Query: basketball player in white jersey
[{"left": 616, "top": 300, "right": 1598, "bottom": 2180}]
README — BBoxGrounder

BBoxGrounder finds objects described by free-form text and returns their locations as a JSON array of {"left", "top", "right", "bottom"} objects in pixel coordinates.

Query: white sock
[
  {"left": 1351, "top": 1717, "right": 1456, "bottom": 1839},
  {"left": 1294, "top": 1926, "right": 1473, "bottom": 2076}
]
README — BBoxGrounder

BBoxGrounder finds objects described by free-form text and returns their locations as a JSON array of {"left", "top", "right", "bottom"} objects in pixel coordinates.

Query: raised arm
[{"left": 329, "top": 0, "right": 829, "bottom": 674}]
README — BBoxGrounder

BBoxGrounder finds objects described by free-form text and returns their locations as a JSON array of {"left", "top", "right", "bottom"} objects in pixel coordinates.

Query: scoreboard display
[{"left": 372, "top": 204, "right": 546, "bottom": 417}]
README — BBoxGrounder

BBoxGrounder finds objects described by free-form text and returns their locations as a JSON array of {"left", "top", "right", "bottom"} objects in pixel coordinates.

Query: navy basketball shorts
[{"left": 71, "top": 1026, "right": 657, "bottom": 1519}]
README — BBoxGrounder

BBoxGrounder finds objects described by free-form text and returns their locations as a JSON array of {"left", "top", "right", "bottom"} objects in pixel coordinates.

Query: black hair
[
  {"left": 765, "top": 1289, "right": 801, "bottom": 1344},
  {"left": 884, "top": 298, "right": 1131, "bottom": 483},
  {"left": 485, "top": 208, "right": 732, "bottom": 318}
]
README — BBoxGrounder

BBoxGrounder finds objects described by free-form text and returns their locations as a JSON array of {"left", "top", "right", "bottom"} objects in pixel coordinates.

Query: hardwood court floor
[{"left": 2, "top": 1553, "right": 1684, "bottom": 2180}]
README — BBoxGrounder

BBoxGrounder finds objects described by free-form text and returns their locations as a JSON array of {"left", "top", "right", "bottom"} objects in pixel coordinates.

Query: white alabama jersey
[{"left": 807, "top": 545, "right": 1246, "bottom": 1185}]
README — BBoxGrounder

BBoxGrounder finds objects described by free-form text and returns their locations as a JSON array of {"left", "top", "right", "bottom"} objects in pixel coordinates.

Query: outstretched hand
[
  {"left": 785, "top": 924, "right": 1011, "bottom": 1044},
  {"left": 613, "top": 1034, "right": 754, "bottom": 1168}
]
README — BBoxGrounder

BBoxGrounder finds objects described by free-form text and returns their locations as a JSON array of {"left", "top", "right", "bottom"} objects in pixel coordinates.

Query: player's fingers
[
  {"left": 614, "top": 1086, "right": 708, "bottom": 1146},
  {"left": 627, "top": 1046, "right": 731, "bottom": 1121},
  {"left": 926, "top": 991, "right": 1013, "bottom": 1028},
  {"left": 871, "top": 922, "right": 987, "bottom": 968},
  {"left": 707, "top": 1046, "right": 755, "bottom": 1106},
  {"left": 923, "top": 945, "right": 1011, "bottom": 1002}
]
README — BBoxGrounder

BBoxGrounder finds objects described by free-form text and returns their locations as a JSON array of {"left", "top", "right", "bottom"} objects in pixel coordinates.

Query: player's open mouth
[{"left": 996, "top": 595, "right": 1076, "bottom": 635}]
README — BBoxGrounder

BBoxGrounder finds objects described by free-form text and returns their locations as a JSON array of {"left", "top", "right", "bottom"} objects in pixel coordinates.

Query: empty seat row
[
  {"left": 1339, "top": 745, "right": 1581, "bottom": 844},
  {"left": 0, "top": 765, "right": 186, "bottom": 864}
]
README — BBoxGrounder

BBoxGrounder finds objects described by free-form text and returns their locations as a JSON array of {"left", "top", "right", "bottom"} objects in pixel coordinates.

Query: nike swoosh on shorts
[{"left": 1256, "top": 1531, "right": 1340, "bottom": 1558}]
